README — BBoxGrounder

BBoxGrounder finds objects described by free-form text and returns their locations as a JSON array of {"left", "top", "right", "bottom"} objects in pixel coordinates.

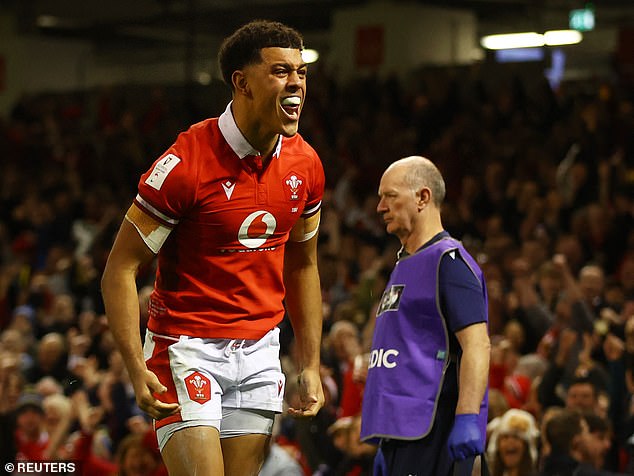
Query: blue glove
[
  {"left": 373, "top": 446, "right": 387, "bottom": 476},
  {"left": 447, "top": 413, "right": 483, "bottom": 460}
]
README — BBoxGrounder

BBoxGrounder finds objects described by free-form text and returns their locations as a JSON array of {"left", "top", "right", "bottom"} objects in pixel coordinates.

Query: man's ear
[
  {"left": 232, "top": 70, "right": 250, "bottom": 96},
  {"left": 418, "top": 188, "right": 431, "bottom": 211}
]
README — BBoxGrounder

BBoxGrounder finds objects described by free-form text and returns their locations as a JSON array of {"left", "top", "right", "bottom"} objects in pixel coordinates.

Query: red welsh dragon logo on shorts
[{"left": 184, "top": 371, "right": 211, "bottom": 404}]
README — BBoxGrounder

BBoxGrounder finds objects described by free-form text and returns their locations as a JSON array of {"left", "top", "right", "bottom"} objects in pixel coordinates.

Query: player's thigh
[
  {"left": 161, "top": 426, "right": 224, "bottom": 476},
  {"left": 221, "top": 433, "right": 271, "bottom": 476}
]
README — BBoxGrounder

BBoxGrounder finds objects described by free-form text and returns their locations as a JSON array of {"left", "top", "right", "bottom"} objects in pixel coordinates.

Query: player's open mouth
[{"left": 280, "top": 96, "right": 301, "bottom": 119}]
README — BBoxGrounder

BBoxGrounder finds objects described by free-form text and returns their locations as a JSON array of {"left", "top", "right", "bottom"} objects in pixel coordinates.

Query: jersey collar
[
  {"left": 218, "top": 101, "right": 282, "bottom": 160},
  {"left": 398, "top": 230, "right": 450, "bottom": 261}
]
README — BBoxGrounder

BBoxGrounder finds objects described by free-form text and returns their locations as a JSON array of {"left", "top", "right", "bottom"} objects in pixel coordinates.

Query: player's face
[
  {"left": 243, "top": 47, "right": 307, "bottom": 138},
  {"left": 376, "top": 165, "right": 419, "bottom": 239}
]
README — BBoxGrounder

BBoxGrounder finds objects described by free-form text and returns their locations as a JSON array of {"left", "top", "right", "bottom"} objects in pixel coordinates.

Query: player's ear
[{"left": 232, "top": 70, "right": 250, "bottom": 96}]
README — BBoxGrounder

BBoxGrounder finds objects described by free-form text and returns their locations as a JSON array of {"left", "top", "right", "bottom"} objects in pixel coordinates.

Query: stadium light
[
  {"left": 481, "top": 30, "right": 583, "bottom": 50},
  {"left": 197, "top": 72, "right": 212, "bottom": 85},
  {"left": 36, "top": 15, "right": 61, "bottom": 28},
  {"left": 302, "top": 49, "right": 320, "bottom": 64},
  {"left": 544, "top": 30, "right": 583, "bottom": 46},
  {"left": 480, "top": 32, "right": 544, "bottom": 50}
]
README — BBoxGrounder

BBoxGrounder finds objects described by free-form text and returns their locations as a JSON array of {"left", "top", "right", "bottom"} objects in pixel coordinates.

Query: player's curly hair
[{"left": 218, "top": 20, "right": 304, "bottom": 89}]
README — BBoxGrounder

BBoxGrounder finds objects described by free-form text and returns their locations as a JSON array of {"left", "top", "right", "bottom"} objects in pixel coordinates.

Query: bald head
[
  {"left": 385, "top": 156, "right": 446, "bottom": 207},
  {"left": 377, "top": 156, "right": 446, "bottom": 249},
  {"left": 37, "top": 333, "right": 66, "bottom": 368}
]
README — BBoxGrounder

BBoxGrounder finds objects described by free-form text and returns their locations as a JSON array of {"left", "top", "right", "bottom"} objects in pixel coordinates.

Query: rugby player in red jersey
[{"left": 102, "top": 20, "right": 325, "bottom": 476}]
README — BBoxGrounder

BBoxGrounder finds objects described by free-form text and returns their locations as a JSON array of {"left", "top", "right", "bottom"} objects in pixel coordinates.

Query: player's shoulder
[
  {"left": 177, "top": 117, "right": 220, "bottom": 145},
  {"left": 170, "top": 117, "right": 223, "bottom": 164}
]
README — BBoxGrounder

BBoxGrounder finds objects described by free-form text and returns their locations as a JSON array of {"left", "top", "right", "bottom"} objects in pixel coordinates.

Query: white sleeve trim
[
  {"left": 301, "top": 200, "right": 322, "bottom": 217},
  {"left": 135, "top": 194, "right": 179, "bottom": 225}
]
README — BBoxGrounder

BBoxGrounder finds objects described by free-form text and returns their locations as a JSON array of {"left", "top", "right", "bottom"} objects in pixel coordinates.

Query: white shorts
[{"left": 143, "top": 327, "right": 285, "bottom": 448}]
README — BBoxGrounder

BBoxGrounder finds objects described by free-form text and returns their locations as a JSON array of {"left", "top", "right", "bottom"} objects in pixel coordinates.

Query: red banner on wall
[
  {"left": 616, "top": 28, "right": 634, "bottom": 84},
  {"left": 355, "top": 25, "right": 384, "bottom": 68}
]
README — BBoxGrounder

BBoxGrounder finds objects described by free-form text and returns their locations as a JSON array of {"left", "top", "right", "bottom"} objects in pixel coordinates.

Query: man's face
[
  {"left": 566, "top": 383, "right": 596, "bottom": 412},
  {"left": 121, "top": 445, "right": 158, "bottom": 476},
  {"left": 579, "top": 267, "right": 604, "bottom": 301},
  {"left": 377, "top": 165, "right": 419, "bottom": 239},
  {"left": 17, "top": 408, "right": 43, "bottom": 439},
  {"left": 241, "top": 47, "right": 307, "bottom": 138}
]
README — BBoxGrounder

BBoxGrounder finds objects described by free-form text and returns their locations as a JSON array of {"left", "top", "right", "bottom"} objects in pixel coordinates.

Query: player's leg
[
  {"left": 221, "top": 433, "right": 271, "bottom": 476},
  {"left": 144, "top": 332, "right": 226, "bottom": 473},
  {"left": 218, "top": 327, "right": 283, "bottom": 476},
  {"left": 161, "top": 426, "right": 224, "bottom": 476},
  {"left": 219, "top": 408, "right": 276, "bottom": 476}
]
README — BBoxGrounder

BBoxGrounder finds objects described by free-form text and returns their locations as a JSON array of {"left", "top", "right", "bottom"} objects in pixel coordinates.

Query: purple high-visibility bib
[{"left": 360, "top": 237, "right": 488, "bottom": 442}]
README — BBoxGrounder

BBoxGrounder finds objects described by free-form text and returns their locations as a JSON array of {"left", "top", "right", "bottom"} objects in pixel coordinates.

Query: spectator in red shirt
[{"left": 14, "top": 393, "right": 49, "bottom": 461}]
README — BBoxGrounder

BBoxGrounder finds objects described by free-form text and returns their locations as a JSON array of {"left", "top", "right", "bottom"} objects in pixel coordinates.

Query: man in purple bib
[{"left": 360, "top": 156, "right": 490, "bottom": 476}]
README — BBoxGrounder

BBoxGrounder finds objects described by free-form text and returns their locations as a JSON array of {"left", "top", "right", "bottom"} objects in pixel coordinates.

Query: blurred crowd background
[{"left": 0, "top": 58, "right": 633, "bottom": 476}]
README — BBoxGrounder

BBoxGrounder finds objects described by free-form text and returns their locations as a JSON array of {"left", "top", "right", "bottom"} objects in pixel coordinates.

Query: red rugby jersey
[{"left": 136, "top": 103, "right": 325, "bottom": 339}]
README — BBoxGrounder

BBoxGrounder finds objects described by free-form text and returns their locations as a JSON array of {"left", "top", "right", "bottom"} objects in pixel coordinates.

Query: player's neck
[
  {"left": 241, "top": 122, "right": 277, "bottom": 158},
  {"left": 232, "top": 103, "right": 278, "bottom": 159}
]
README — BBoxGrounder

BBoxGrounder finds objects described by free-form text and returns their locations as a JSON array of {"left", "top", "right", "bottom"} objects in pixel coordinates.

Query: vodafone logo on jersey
[
  {"left": 238, "top": 211, "right": 277, "bottom": 248},
  {"left": 184, "top": 371, "right": 211, "bottom": 404}
]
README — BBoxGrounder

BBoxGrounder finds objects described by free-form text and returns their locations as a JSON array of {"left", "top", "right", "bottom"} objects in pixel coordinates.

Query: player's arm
[
  {"left": 283, "top": 211, "right": 325, "bottom": 417},
  {"left": 101, "top": 203, "right": 180, "bottom": 420}
]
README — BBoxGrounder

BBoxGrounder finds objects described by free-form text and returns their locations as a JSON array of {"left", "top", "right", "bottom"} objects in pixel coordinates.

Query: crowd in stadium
[{"left": 0, "top": 59, "right": 633, "bottom": 475}]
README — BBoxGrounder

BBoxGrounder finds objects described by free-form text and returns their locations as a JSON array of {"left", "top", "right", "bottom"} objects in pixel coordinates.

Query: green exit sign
[{"left": 569, "top": 8, "right": 595, "bottom": 31}]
